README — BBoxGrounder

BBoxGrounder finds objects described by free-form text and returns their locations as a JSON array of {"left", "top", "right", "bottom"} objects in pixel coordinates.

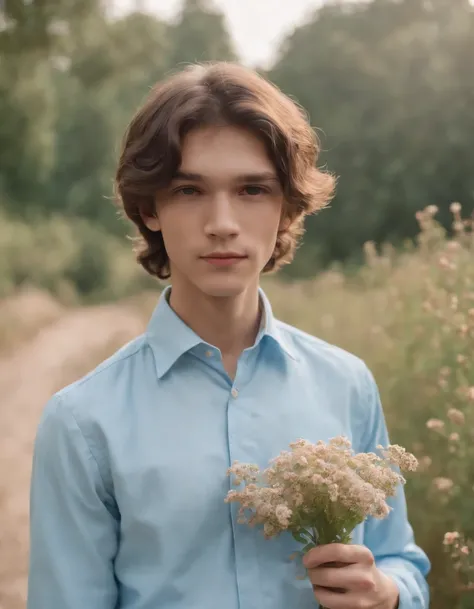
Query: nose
[{"left": 204, "top": 193, "right": 240, "bottom": 240}]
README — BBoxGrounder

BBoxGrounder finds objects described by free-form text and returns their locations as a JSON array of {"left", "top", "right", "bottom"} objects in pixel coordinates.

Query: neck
[{"left": 168, "top": 281, "right": 262, "bottom": 360}]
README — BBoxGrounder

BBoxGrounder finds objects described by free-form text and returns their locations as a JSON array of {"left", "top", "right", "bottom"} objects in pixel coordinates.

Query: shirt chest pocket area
[{"left": 115, "top": 447, "right": 233, "bottom": 543}]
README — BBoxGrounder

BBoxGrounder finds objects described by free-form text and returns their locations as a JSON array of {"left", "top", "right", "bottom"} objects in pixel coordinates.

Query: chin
[{"left": 195, "top": 275, "right": 252, "bottom": 299}]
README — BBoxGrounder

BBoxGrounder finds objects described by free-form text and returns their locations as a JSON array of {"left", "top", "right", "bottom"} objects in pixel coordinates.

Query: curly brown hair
[{"left": 115, "top": 61, "right": 336, "bottom": 280}]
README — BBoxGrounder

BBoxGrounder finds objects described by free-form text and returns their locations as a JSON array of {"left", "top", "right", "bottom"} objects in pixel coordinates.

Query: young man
[{"left": 27, "top": 62, "right": 430, "bottom": 609}]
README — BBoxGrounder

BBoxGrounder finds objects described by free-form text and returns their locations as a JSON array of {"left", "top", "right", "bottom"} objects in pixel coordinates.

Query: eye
[
  {"left": 174, "top": 186, "right": 200, "bottom": 196},
  {"left": 241, "top": 185, "right": 269, "bottom": 196}
]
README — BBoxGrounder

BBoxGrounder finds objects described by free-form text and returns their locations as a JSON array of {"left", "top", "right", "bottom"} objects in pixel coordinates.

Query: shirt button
[
  {"left": 231, "top": 388, "right": 239, "bottom": 398},
  {"left": 205, "top": 350, "right": 213, "bottom": 358}
]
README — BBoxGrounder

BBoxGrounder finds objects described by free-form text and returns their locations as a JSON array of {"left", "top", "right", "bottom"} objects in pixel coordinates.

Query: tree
[
  {"left": 45, "top": 11, "right": 169, "bottom": 230},
  {"left": 0, "top": 0, "right": 103, "bottom": 211},
  {"left": 167, "top": 0, "right": 236, "bottom": 68},
  {"left": 0, "top": 0, "right": 99, "bottom": 55},
  {"left": 270, "top": 0, "right": 474, "bottom": 274}
]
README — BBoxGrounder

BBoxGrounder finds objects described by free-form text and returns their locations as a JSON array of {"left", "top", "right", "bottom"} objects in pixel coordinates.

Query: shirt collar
[
  {"left": 145, "top": 285, "right": 298, "bottom": 379},
  {"left": 258, "top": 288, "right": 299, "bottom": 362}
]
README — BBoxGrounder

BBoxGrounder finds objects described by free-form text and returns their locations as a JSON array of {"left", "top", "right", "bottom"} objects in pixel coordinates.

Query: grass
[{"left": 263, "top": 203, "right": 474, "bottom": 608}]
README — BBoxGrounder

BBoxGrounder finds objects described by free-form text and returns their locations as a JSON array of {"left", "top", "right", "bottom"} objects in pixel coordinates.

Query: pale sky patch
[{"left": 110, "top": 0, "right": 325, "bottom": 67}]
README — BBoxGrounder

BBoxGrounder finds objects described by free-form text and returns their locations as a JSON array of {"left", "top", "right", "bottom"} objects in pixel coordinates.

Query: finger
[
  {"left": 312, "top": 587, "right": 365, "bottom": 609},
  {"left": 309, "top": 564, "right": 376, "bottom": 593},
  {"left": 308, "top": 565, "right": 347, "bottom": 595},
  {"left": 303, "top": 543, "right": 375, "bottom": 569}
]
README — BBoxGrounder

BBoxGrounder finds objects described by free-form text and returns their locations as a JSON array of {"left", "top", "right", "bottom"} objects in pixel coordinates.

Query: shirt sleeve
[
  {"left": 360, "top": 365, "right": 431, "bottom": 609},
  {"left": 27, "top": 393, "right": 119, "bottom": 609}
]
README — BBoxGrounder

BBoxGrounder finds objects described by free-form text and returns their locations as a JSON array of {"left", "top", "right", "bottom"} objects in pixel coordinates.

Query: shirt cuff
[{"left": 381, "top": 569, "right": 420, "bottom": 609}]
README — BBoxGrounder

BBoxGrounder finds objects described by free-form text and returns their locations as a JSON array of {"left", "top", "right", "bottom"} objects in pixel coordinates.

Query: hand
[{"left": 302, "top": 543, "right": 400, "bottom": 609}]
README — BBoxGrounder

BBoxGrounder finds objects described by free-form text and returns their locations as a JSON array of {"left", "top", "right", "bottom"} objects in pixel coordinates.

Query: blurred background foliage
[{"left": 1, "top": 0, "right": 473, "bottom": 300}]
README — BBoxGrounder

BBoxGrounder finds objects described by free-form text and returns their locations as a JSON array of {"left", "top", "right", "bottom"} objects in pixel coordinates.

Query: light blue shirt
[{"left": 28, "top": 286, "right": 430, "bottom": 609}]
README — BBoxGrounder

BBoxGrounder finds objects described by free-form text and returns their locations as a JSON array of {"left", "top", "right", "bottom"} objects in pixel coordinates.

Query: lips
[
  {"left": 202, "top": 253, "right": 246, "bottom": 259},
  {"left": 201, "top": 254, "right": 247, "bottom": 267}
]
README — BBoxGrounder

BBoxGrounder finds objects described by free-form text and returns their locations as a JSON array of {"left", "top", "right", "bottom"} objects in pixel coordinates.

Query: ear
[{"left": 140, "top": 208, "right": 161, "bottom": 232}]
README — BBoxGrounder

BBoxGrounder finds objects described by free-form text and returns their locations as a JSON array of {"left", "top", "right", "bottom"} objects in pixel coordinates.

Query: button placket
[{"left": 226, "top": 377, "right": 262, "bottom": 609}]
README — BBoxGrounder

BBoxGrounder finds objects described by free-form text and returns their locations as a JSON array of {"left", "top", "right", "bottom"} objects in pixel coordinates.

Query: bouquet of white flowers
[{"left": 224, "top": 435, "right": 417, "bottom": 594}]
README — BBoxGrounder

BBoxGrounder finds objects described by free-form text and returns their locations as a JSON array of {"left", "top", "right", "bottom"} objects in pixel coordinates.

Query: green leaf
[
  {"left": 291, "top": 531, "right": 309, "bottom": 544},
  {"left": 302, "top": 542, "right": 316, "bottom": 554}
]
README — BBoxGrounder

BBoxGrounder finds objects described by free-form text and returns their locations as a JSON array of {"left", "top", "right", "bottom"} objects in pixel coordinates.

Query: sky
[{"left": 111, "top": 0, "right": 324, "bottom": 67}]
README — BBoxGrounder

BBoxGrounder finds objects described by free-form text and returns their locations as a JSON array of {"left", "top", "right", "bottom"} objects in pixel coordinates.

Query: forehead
[{"left": 178, "top": 125, "right": 276, "bottom": 177}]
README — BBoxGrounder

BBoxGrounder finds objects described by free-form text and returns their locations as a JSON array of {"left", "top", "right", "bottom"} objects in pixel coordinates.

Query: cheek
[
  {"left": 158, "top": 213, "right": 192, "bottom": 260},
  {"left": 159, "top": 205, "right": 193, "bottom": 237},
  {"left": 250, "top": 201, "right": 284, "bottom": 238}
]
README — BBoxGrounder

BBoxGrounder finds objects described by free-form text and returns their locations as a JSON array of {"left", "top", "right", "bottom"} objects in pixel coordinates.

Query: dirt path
[{"left": 0, "top": 302, "right": 146, "bottom": 609}]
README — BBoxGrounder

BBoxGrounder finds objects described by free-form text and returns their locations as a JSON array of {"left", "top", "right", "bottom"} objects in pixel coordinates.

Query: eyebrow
[{"left": 172, "top": 171, "right": 279, "bottom": 183}]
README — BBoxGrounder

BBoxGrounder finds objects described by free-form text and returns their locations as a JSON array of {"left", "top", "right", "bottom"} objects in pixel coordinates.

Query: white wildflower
[
  {"left": 444, "top": 531, "right": 460, "bottom": 546},
  {"left": 426, "top": 419, "right": 445, "bottom": 432},
  {"left": 447, "top": 408, "right": 465, "bottom": 425},
  {"left": 225, "top": 435, "right": 417, "bottom": 549}
]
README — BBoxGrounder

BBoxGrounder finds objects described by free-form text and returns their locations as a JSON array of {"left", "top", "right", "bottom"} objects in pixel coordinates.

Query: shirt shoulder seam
[
  {"left": 60, "top": 335, "right": 147, "bottom": 396},
  {"left": 54, "top": 393, "right": 110, "bottom": 494},
  {"left": 275, "top": 318, "right": 366, "bottom": 363}
]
